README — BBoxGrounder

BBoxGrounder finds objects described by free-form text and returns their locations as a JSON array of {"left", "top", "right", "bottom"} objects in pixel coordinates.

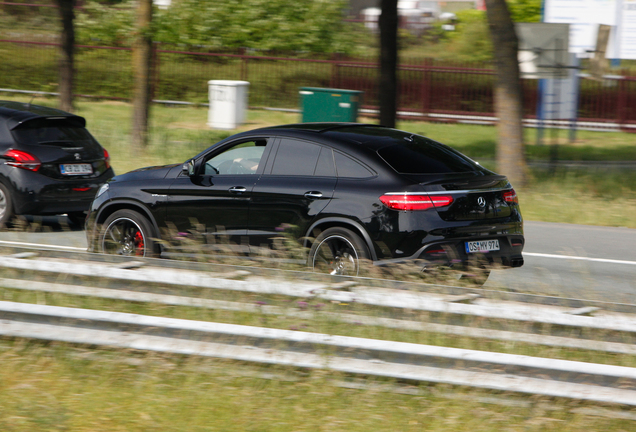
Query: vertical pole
[
  {"left": 421, "top": 58, "right": 431, "bottom": 117},
  {"left": 617, "top": 72, "right": 627, "bottom": 130},
  {"left": 150, "top": 41, "right": 159, "bottom": 102},
  {"left": 536, "top": 79, "right": 544, "bottom": 146},
  {"left": 241, "top": 50, "right": 249, "bottom": 82},
  {"left": 569, "top": 54, "right": 580, "bottom": 143},
  {"left": 331, "top": 53, "right": 340, "bottom": 89}
]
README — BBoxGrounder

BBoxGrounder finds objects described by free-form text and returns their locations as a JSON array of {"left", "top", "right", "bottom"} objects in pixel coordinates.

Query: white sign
[
  {"left": 608, "top": 0, "right": 636, "bottom": 58},
  {"left": 545, "top": 0, "right": 636, "bottom": 59},
  {"left": 544, "top": 0, "right": 618, "bottom": 55},
  {"left": 517, "top": 23, "right": 570, "bottom": 79},
  {"left": 538, "top": 54, "right": 579, "bottom": 120}
]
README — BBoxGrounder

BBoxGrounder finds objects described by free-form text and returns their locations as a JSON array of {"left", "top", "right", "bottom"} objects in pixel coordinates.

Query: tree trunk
[
  {"left": 56, "top": 0, "right": 76, "bottom": 113},
  {"left": 132, "top": 0, "right": 153, "bottom": 152},
  {"left": 484, "top": 0, "right": 528, "bottom": 187},
  {"left": 379, "top": 0, "right": 398, "bottom": 128}
]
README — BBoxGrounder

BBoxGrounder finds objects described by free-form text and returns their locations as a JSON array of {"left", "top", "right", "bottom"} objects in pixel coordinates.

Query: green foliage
[
  {"left": 508, "top": 0, "right": 542, "bottom": 23},
  {"left": 76, "top": 1, "right": 136, "bottom": 46},
  {"left": 76, "top": 0, "right": 354, "bottom": 54},
  {"left": 437, "top": 9, "right": 492, "bottom": 62},
  {"left": 417, "top": 1, "right": 541, "bottom": 62}
]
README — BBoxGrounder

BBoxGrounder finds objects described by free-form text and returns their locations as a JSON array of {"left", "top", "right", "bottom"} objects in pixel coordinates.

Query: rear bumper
[
  {"left": 374, "top": 230, "right": 525, "bottom": 269},
  {"left": 3, "top": 167, "right": 114, "bottom": 216}
]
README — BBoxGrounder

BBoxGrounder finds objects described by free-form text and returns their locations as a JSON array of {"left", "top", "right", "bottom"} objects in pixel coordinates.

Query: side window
[
  {"left": 334, "top": 151, "right": 375, "bottom": 178},
  {"left": 314, "top": 147, "right": 336, "bottom": 177},
  {"left": 270, "top": 138, "right": 321, "bottom": 176},
  {"left": 204, "top": 139, "right": 267, "bottom": 175}
]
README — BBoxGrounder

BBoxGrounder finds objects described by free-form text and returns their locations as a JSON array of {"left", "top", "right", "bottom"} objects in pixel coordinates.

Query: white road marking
[
  {"left": 524, "top": 252, "right": 636, "bottom": 266},
  {"left": 0, "top": 240, "right": 86, "bottom": 252},
  {"left": 1, "top": 239, "right": 635, "bottom": 267}
]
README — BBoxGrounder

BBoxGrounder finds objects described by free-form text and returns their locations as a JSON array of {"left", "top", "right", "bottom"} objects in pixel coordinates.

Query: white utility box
[{"left": 207, "top": 80, "right": 250, "bottom": 129}]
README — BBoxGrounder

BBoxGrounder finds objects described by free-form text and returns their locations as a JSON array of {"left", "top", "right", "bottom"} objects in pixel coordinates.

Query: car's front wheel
[
  {"left": 0, "top": 183, "right": 14, "bottom": 228},
  {"left": 99, "top": 209, "right": 159, "bottom": 257},
  {"left": 309, "top": 227, "right": 369, "bottom": 276}
]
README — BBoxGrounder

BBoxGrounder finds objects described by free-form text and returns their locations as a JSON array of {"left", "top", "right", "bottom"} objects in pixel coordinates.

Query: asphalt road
[
  {"left": 486, "top": 222, "right": 636, "bottom": 303},
  {"left": 0, "top": 218, "right": 634, "bottom": 303}
]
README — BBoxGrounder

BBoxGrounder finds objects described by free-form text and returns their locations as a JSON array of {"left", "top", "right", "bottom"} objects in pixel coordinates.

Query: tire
[
  {"left": 0, "top": 183, "right": 14, "bottom": 228},
  {"left": 99, "top": 209, "right": 159, "bottom": 257},
  {"left": 309, "top": 227, "right": 369, "bottom": 276}
]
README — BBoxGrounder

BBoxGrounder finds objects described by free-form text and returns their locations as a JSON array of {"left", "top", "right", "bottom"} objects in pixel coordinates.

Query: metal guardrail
[
  {"left": 2, "top": 276, "right": 636, "bottom": 355},
  {"left": 2, "top": 251, "right": 636, "bottom": 406},
  {"left": 2, "top": 254, "right": 636, "bottom": 334},
  {"left": 2, "top": 300, "right": 636, "bottom": 406}
]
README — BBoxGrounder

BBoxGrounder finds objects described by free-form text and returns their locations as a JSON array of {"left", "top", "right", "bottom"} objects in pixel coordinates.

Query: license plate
[
  {"left": 60, "top": 163, "right": 93, "bottom": 175},
  {"left": 465, "top": 239, "right": 500, "bottom": 253}
]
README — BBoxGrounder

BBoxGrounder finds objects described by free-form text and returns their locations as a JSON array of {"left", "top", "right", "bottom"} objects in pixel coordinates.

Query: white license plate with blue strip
[
  {"left": 465, "top": 239, "right": 500, "bottom": 253},
  {"left": 60, "top": 163, "right": 93, "bottom": 175}
]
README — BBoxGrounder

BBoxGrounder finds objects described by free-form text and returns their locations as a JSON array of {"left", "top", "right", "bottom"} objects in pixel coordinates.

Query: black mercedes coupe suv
[
  {"left": 86, "top": 123, "right": 524, "bottom": 281},
  {"left": 0, "top": 101, "right": 114, "bottom": 227}
]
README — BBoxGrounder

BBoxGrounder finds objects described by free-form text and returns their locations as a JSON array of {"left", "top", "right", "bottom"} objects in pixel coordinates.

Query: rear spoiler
[{"left": 8, "top": 115, "right": 86, "bottom": 131}]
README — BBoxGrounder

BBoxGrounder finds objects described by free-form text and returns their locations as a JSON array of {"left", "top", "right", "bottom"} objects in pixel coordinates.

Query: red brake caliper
[{"left": 134, "top": 231, "right": 145, "bottom": 256}]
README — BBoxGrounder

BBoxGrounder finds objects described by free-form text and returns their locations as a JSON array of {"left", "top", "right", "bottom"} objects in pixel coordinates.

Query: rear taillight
[
  {"left": 379, "top": 194, "right": 454, "bottom": 211},
  {"left": 4, "top": 149, "right": 41, "bottom": 172},
  {"left": 103, "top": 148, "right": 111, "bottom": 169},
  {"left": 503, "top": 189, "right": 518, "bottom": 204}
]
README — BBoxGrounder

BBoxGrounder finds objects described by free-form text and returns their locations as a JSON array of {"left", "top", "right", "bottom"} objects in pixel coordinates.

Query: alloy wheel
[{"left": 102, "top": 217, "right": 147, "bottom": 256}]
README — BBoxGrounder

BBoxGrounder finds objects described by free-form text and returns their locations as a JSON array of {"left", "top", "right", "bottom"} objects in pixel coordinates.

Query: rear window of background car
[{"left": 12, "top": 120, "right": 98, "bottom": 147}]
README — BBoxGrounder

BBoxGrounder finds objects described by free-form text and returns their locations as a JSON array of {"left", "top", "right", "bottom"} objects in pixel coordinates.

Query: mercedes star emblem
[{"left": 477, "top": 196, "right": 486, "bottom": 208}]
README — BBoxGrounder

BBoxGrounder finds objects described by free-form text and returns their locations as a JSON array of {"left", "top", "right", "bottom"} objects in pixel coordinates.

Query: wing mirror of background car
[{"left": 182, "top": 158, "right": 196, "bottom": 177}]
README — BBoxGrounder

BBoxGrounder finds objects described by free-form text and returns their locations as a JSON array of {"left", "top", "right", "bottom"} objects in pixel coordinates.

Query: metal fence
[{"left": 1, "top": 38, "right": 636, "bottom": 129}]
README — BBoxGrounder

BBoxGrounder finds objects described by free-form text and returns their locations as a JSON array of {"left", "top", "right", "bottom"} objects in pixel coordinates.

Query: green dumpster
[{"left": 299, "top": 87, "right": 363, "bottom": 123}]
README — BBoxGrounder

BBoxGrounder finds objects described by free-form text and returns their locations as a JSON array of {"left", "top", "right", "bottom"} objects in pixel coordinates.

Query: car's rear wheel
[
  {"left": 100, "top": 209, "right": 159, "bottom": 257},
  {"left": 0, "top": 183, "right": 14, "bottom": 228},
  {"left": 309, "top": 227, "right": 369, "bottom": 276}
]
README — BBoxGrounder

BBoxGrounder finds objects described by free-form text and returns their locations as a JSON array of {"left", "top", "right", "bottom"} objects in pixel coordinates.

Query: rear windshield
[
  {"left": 11, "top": 119, "right": 99, "bottom": 147},
  {"left": 377, "top": 136, "right": 484, "bottom": 174}
]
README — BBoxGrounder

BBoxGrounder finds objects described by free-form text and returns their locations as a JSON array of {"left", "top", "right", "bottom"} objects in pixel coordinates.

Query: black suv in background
[
  {"left": 87, "top": 123, "right": 523, "bottom": 283},
  {"left": 0, "top": 101, "right": 114, "bottom": 227}
]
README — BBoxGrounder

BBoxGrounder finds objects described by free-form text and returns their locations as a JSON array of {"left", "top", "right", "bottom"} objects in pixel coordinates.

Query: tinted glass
[
  {"left": 12, "top": 121, "right": 99, "bottom": 148},
  {"left": 314, "top": 147, "right": 336, "bottom": 177},
  {"left": 377, "top": 136, "right": 483, "bottom": 174},
  {"left": 334, "top": 152, "right": 374, "bottom": 178},
  {"left": 205, "top": 140, "right": 267, "bottom": 175},
  {"left": 271, "top": 139, "right": 321, "bottom": 176}
]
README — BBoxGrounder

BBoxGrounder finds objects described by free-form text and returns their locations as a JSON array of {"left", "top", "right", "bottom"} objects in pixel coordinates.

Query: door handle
[
  {"left": 229, "top": 186, "right": 247, "bottom": 194},
  {"left": 304, "top": 191, "right": 323, "bottom": 199}
]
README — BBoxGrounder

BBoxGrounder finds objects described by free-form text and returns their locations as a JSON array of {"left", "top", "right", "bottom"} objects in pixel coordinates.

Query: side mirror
[{"left": 182, "top": 158, "right": 196, "bottom": 177}]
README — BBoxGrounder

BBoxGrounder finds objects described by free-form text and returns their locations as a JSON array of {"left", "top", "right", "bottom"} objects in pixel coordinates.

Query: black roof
[
  {"left": 258, "top": 122, "right": 424, "bottom": 151},
  {"left": 0, "top": 100, "right": 86, "bottom": 130},
  {"left": 261, "top": 122, "right": 379, "bottom": 133}
]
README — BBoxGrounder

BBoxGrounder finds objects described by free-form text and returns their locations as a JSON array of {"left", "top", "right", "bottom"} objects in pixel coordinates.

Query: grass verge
[{"left": 2, "top": 340, "right": 634, "bottom": 432}]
